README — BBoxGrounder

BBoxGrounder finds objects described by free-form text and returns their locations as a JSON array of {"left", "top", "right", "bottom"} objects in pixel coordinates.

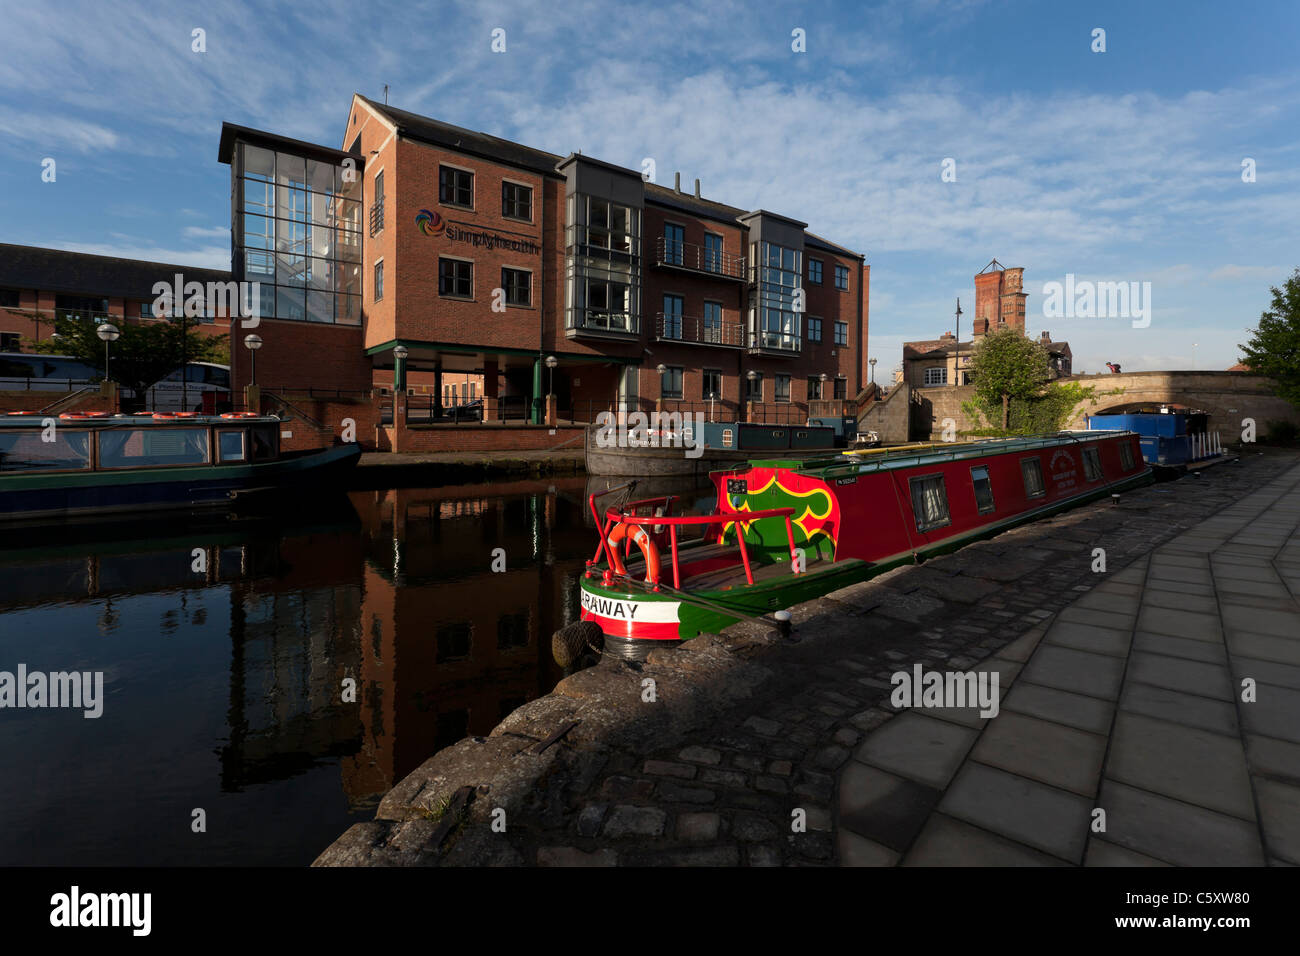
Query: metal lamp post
[
  {"left": 392, "top": 345, "right": 408, "bottom": 393},
  {"left": 96, "top": 323, "right": 120, "bottom": 381},
  {"left": 244, "top": 333, "right": 263, "bottom": 386}
]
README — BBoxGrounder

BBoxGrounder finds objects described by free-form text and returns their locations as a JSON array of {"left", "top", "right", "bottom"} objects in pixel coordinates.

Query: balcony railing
[
  {"left": 654, "top": 236, "right": 746, "bottom": 280},
  {"left": 653, "top": 312, "right": 745, "bottom": 348},
  {"left": 808, "top": 399, "right": 855, "bottom": 418},
  {"left": 566, "top": 309, "right": 641, "bottom": 337},
  {"left": 747, "top": 329, "right": 802, "bottom": 356}
]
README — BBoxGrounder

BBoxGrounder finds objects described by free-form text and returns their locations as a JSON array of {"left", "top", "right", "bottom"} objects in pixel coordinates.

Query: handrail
[
  {"left": 591, "top": 491, "right": 801, "bottom": 589},
  {"left": 38, "top": 384, "right": 101, "bottom": 414}
]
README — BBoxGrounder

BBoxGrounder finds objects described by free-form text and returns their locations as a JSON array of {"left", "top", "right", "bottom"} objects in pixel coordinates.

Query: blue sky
[{"left": 1, "top": 0, "right": 1297, "bottom": 374}]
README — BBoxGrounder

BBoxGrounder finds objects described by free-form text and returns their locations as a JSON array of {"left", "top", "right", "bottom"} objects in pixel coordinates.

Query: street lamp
[
  {"left": 869, "top": 357, "right": 877, "bottom": 386},
  {"left": 96, "top": 323, "right": 120, "bottom": 382},
  {"left": 244, "top": 333, "right": 263, "bottom": 386},
  {"left": 545, "top": 354, "right": 557, "bottom": 396},
  {"left": 392, "top": 344, "right": 408, "bottom": 393}
]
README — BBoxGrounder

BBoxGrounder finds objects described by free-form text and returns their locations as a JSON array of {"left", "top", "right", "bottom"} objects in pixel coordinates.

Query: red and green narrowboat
[
  {"left": 579, "top": 430, "right": 1151, "bottom": 658},
  {"left": 0, "top": 412, "right": 359, "bottom": 525}
]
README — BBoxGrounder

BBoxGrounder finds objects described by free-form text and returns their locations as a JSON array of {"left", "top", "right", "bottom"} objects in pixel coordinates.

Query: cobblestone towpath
[{"left": 315, "top": 449, "right": 1300, "bottom": 867}]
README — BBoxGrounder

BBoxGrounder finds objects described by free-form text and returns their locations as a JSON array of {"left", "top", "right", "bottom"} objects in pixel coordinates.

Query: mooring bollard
[
  {"left": 1111, "top": 493, "right": 1120, "bottom": 506},
  {"left": 774, "top": 609, "right": 792, "bottom": 641}
]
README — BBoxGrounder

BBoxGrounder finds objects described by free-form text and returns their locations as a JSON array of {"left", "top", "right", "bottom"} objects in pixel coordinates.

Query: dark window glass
[
  {"left": 663, "top": 223, "right": 684, "bottom": 265},
  {"left": 807, "top": 317, "right": 822, "bottom": 342},
  {"left": 0, "top": 429, "right": 91, "bottom": 471},
  {"left": 497, "top": 611, "right": 530, "bottom": 650},
  {"left": 834, "top": 264, "right": 849, "bottom": 290},
  {"left": 99, "top": 428, "right": 210, "bottom": 468},
  {"left": 502, "top": 182, "right": 532, "bottom": 220},
  {"left": 1022, "top": 458, "right": 1045, "bottom": 498},
  {"left": 662, "top": 294, "right": 683, "bottom": 338},
  {"left": 436, "top": 622, "right": 473, "bottom": 662},
  {"left": 218, "top": 430, "right": 246, "bottom": 462},
  {"left": 440, "top": 259, "right": 472, "bottom": 298},
  {"left": 775, "top": 374, "right": 791, "bottom": 403},
  {"left": 833, "top": 377, "right": 847, "bottom": 400},
  {"left": 834, "top": 321, "right": 848, "bottom": 346},
  {"left": 1082, "top": 446, "right": 1103, "bottom": 482},
  {"left": 1119, "top": 441, "right": 1135, "bottom": 470},
  {"left": 502, "top": 268, "right": 530, "bottom": 306},
  {"left": 704, "top": 234, "right": 723, "bottom": 272},
  {"left": 909, "top": 474, "right": 951, "bottom": 532},
  {"left": 702, "top": 369, "right": 721, "bottom": 400},
  {"left": 971, "top": 465, "right": 995, "bottom": 513},
  {"left": 439, "top": 166, "right": 473, "bottom": 207},
  {"left": 0, "top": 289, "right": 19, "bottom": 308},
  {"left": 745, "top": 372, "right": 762, "bottom": 401},
  {"left": 0, "top": 332, "right": 19, "bottom": 351},
  {"left": 808, "top": 259, "right": 823, "bottom": 284},
  {"left": 807, "top": 376, "right": 823, "bottom": 400},
  {"left": 661, "top": 366, "right": 683, "bottom": 399},
  {"left": 703, "top": 301, "right": 723, "bottom": 343},
  {"left": 373, "top": 261, "right": 384, "bottom": 302}
]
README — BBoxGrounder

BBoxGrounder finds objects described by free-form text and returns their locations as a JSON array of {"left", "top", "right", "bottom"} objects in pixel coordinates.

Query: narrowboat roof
[
  {"left": 0, "top": 414, "right": 281, "bottom": 428},
  {"left": 745, "top": 430, "right": 1137, "bottom": 478}
]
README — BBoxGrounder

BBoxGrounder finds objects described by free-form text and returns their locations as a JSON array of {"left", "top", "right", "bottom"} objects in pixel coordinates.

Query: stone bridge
[
  {"left": 1062, "top": 370, "right": 1299, "bottom": 439},
  {"left": 871, "top": 370, "right": 1299, "bottom": 443}
]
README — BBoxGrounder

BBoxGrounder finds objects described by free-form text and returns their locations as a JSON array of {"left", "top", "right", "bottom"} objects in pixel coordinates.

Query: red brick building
[{"left": 218, "top": 95, "right": 869, "bottom": 435}]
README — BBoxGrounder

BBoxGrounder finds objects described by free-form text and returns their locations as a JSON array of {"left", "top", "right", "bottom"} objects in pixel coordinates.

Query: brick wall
[{"left": 395, "top": 424, "right": 585, "bottom": 453}]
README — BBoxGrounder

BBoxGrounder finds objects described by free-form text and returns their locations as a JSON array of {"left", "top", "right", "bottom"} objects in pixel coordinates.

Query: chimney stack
[
  {"left": 694, "top": 178, "right": 701, "bottom": 198},
  {"left": 1040, "top": 331, "right": 1051, "bottom": 344},
  {"left": 674, "top": 172, "right": 682, "bottom": 193}
]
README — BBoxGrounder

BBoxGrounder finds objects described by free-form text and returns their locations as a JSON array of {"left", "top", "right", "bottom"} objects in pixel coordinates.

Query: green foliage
[
  {"left": 1240, "top": 268, "right": 1300, "bottom": 407},
  {"left": 968, "top": 327, "right": 1051, "bottom": 419},
  {"left": 962, "top": 329, "right": 1090, "bottom": 433},
  {"left": 27, "top": 316, "right": 228, "bottom": 400},
  {"left": 963, "top": 373, "right": 1096, "bottom": 436}
]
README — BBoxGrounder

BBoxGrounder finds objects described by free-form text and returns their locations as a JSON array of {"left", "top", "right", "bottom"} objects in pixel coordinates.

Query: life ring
[
  {"left": 152, "top": 413, "right": 178, "bottom": 420},
  {"left": 174, "top": 411, "right": 200, "bottom": 418},
  {"left": 220, "top": 412, "right": 259, "bottom": 419},
  {"left": 7, "top": 411, "right": 39, "bottom": 416},
  {"left": 606, "top": 522, "right": 661, "bottom": 584},
  {"left": 59, "top": 412, "right": 91, "bottom": 419}
]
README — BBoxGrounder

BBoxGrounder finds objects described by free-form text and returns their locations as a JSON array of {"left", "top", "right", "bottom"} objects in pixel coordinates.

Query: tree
[
  {"left": 1240, "top": 268, "right": 1300, "bottom": 407},
  {"left": 26, "top": 316, "right": 228, "bottom": 408},
  {"left": 967, "top": 327, "right": 1051, "bottom": 429}
]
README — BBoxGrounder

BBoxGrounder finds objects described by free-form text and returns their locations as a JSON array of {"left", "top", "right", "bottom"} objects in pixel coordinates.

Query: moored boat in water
[
  {"left": 0, "top": 412, "right": 359, "bottom": 524},
  {"left": 578, "top": 430, "right": 1152, "bottom": 657}
]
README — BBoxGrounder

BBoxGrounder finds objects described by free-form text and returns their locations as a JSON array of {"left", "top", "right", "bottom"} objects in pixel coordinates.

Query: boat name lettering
[
  {"left": 835, "top": 476, "right": 857, "bottom": 485},
  {"left": 581, "top": 591, "right": 640, "bottom": 619},
  {"left": 726, "top": 479, "right": 747, "bottom": 495}
]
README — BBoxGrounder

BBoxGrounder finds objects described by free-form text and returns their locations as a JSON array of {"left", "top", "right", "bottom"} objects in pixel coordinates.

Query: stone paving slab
[
  {"left": 852, "top": 712, "right": 978, "bottom": 789},
  {"left": 830, "top": 456, "right": 1300, "bottom": 869}
]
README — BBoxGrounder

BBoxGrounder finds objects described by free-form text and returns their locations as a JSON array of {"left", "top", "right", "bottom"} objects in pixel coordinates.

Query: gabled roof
[{"left": 0, "top": 243, "right": 231, "bottom": 300}]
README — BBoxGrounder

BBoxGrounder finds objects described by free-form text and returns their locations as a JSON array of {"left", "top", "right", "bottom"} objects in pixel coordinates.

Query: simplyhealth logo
[{"left": 415, "top": 209, "right": 445, "bottom": 236}]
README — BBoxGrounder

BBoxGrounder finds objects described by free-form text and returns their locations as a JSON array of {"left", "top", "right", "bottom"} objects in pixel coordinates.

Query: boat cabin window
[
  {"left": 909, "top": 473, "right": 951, "bottom": 532},
  {"left": 970, "top": 465, "right": 995, "bottom": 514},
  {"left": 99, "top": 428, "right": 210, "bottom": 468},
  {"left": 0, "top": 429, "right": 92, "bottom": 472},
  {"left": 250, "top": 424, "right": 278, "bottom": 460},
  {"left": 1119, "top": 441, "right": 1135, "bottom": 471},
  {"left": 1082, "top": 446, "right": 1103, "bottom": 482},
  {"left": 1022, "top": 458, "right": 1046, "bottom": 499},
  {"left": 217, "top": 429, "right": 247, "bottom": 462}
]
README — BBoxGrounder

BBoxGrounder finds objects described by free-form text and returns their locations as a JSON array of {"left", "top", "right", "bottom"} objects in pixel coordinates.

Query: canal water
[{"left": 0, "top": 476, "right": 715, "bottom": 866}]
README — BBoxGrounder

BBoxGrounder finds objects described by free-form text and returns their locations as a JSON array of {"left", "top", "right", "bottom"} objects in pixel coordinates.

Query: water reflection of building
[
  {"left": 0, "top": 481, "right": 599, "bottom": 813},
  {"left": 340, "top": 479, "right": 589, "bottom": 804}
]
